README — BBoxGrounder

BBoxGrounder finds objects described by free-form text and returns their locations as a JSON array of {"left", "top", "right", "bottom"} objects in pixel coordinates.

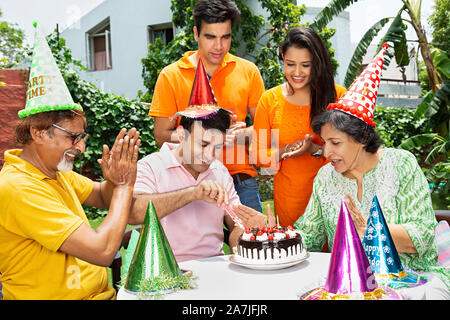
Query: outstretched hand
[
  {"left": 98, "top": 128, "right": 141, "bottom": 188},
  {"left": 232, "top": 203, "right": 276, "bottom": 228}
]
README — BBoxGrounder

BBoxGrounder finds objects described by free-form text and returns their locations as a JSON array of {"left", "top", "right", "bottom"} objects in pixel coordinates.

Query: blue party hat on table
[{"left": 362, "top": 195, "right": 427, "bottom": 289}]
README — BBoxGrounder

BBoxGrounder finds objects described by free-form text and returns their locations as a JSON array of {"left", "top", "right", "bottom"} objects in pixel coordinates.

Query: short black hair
[
  {"left": 180, "top": 108, "right": 231, "bottom": 134},
  {"left": 311, "top": 109, "right": 382, "bottom": 153},
  {"left": 193, "top": 0, "right": 241, "bottom": 34}
]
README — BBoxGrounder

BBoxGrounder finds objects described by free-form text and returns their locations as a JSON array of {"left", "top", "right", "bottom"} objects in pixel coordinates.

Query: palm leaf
[
  {"left": 426, "top": 80, "right": 450, "bottom": 133},
  {"left": 343, "top": 18, "right": 391, "bottom": 88},
  {"left": 398, "top": 133, "right": 438, "bottom": 150},
  {"left": 376, "top": 9, "right": 409, "bottom": 70},
  {"left": 310, "top": 0, "right": 360, "bottom": 31},
  {"left": 427, "top": 80, "right": 450, "bottom": 118},
  {"left": 414, "top": 90, "right": 433, "bottom": 119},
  {"left": 431, "top": 47, "right": 450, "bottom": 80},
  {"left": 425, "top": 137, "right": 447, "bottom": 165}
]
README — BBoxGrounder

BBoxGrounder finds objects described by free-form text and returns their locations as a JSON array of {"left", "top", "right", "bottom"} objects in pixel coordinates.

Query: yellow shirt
[{"left": 0, "top": 149, "right": 115, "bottom": 300}]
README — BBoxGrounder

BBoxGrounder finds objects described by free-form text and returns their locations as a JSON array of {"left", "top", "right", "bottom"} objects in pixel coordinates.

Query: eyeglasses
[{"left": 51, "top": 124, "right": 89, "bottom": 145}]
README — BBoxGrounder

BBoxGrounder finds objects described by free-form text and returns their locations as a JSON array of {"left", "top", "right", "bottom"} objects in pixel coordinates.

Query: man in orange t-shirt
[{"left": 149, "top": 0, "right": 265, "bottom": 212}]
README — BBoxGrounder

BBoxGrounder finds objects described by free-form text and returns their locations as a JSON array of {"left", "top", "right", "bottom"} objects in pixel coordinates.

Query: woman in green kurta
[{"left": 293, "top": 108, "right": 449, "bottom": 295}]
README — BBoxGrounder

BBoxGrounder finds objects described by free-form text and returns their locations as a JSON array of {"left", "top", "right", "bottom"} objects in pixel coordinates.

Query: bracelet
[{"left": 311, "top": 145, "right": 323, "bottom": 158}]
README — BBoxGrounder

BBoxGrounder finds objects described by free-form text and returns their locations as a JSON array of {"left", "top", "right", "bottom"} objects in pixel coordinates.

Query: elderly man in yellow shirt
[{"left": 0, "top": 109, "right": 140, "bottom": 300}]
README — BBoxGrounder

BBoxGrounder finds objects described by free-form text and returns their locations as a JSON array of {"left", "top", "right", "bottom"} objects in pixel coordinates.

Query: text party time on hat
[
  {"left": 18, "top": 22, "right": 83, "bottom": 118},
  {"left": 326, "top": 43, "right": 389, "bottom": 127}
]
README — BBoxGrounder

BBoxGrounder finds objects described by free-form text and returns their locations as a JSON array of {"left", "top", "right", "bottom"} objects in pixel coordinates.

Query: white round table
[{"left": 117, "top": 252, "right": 429, "bottom": 300}]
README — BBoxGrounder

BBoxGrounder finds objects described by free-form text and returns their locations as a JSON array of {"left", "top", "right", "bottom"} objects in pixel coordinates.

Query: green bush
[
  {"left": 257, "top": 173, "right": 274, "bottom": 202},
  {"left": 373, "top": 106, "right": 431, "bottom": 163}
]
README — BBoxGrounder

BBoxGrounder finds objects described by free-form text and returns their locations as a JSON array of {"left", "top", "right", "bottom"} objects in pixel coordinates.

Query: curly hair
[{"left": 14, "top": 109, "right": 86, "bottom": 145}]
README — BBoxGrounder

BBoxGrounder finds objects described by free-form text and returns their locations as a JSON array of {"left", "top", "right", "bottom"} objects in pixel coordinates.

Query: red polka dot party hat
[{"left": 326, "top": 43, "right": 389, "bottom": 127}]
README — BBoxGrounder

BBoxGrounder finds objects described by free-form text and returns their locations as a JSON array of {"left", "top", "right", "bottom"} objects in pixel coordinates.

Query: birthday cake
[{"left": 235, "top": 226, "right": 306, "bottom": 264}]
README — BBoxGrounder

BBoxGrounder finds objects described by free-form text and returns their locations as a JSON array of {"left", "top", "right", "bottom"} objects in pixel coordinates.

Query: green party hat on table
[
  {"left": 18, "top": 22, "right": 83, "bottom": 118},
  {"left": 123, "top": 201, "right": 196, "bottom": 298}
]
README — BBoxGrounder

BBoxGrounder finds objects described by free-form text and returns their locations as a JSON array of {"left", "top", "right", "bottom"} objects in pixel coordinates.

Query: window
[
  {"left": 86, "top": 18, "right": 112, "bottom": 71},
  {"left": 148, "top": 23, "right": 174, "bottom": 46}
]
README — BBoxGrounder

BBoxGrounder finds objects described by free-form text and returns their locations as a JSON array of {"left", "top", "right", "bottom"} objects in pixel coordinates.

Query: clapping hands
[
  {"left": 225, "top": 114, "right": 247, "bottom": 147},
  {"left": 98, "top": 128, "right": 141, "bottom": 188}
]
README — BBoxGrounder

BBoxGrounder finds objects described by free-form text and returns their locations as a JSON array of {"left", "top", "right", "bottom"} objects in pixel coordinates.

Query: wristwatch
[{"left": 311, "top": 145, "right": 323, "bottom": 158}]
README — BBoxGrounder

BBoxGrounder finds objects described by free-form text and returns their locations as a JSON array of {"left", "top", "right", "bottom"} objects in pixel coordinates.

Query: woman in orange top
[{"left": 251, "top": 27, "right": 346, "bottom": 226}]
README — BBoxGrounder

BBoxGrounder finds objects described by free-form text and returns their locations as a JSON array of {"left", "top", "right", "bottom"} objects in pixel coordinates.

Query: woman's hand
[
  {"left": 98, "top": 128, "right": 140, "bottom": 188},
  {"left": 225, "top": 121, "right": 247, "bottom": 147},
  {"left": 345, "top": 193, "right": 367, "bottom": 237},
  {"left": 281, "top": 134, "right": 315, "bottom": 160}
]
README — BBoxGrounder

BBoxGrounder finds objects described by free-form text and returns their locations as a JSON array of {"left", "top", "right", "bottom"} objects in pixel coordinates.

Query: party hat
[
  {"left": 171, "top": 58, "right": 230, "bottom": 120},
  {"left": 300, "top": 200, "right": 401, "bottom": 300},
  {"left": 362, "top": 195, "right": 427, "bottom": 289},
  {"left": 18, "top": 22, "right": 83, "bottom": 118},
  {"left": 124, "top": 201, "right": 196, "bottom": 297},
  {"left": 327, "top": 43, "right": 389, "bottom": 127}
]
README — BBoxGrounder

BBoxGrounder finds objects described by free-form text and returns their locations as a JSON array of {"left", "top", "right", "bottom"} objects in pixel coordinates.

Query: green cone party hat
[
  {"left": 124, "top": 201, "right": 195, "bottom": 297},
  {"left": 18, "top": 22, "right": 83, "bottom": 118}
]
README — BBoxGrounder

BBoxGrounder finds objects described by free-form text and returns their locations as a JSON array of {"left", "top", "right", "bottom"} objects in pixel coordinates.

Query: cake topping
[
  {"left": 242, "top": 229, "right": 253, "bottom": 241},
  {"left": 273, "top": 232, "right": 285, "bottom": 240},
  {"left": 239, "top": 226, "right": 301, "bottom": 242},
  {"left": 285, "top": 226, "right": 298, "bottom": 238},
  {"left": 256, "top": 232, "right": 268, "bottom": 241}
]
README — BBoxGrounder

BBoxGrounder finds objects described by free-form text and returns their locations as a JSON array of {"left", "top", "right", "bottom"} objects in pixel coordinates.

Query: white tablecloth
[
  {"left": 118, "top": 252, "right": 329, "bottom": 300},
  {"left": 117, "top": 252, "right": 435, "bottom": 300}
]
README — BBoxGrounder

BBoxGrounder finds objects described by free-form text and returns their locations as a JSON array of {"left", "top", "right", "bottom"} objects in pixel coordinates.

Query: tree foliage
[
  {"left": 0, "top": 8, "right": 29, "bottom": 68},
  {"left": 140, "top": 0, "right": 338, "bottom": 101},
  {"left": 429, "top": 0, "right": 450, "bottom": 54}
]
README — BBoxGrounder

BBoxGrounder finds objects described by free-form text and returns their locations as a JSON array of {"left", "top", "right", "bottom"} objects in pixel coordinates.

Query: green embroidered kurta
[{"left": 294, "top": 148, "right": 450, "bottom": 289}]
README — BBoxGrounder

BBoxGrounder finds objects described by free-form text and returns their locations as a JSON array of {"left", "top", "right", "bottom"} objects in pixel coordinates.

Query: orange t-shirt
[
  {"left": 251, "top": 84, "right": 347, "bottom": 226},
  {"left": 149, "top": 51, "right": 265, "bottom": 177}
]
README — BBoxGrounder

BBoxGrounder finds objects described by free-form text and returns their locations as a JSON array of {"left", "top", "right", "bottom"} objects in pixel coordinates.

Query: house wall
[
  {"left": 302, "top": 7, "right": 351, "bottom": 87},
  {"left": 0, "top": 69, "right": 29, "bottom": 168},
  {"left": 61, "top": 1, "right": 352, "bottom": 100},
  {"left": 61, "top": 0, "right": 173, "bottom": 99}
]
